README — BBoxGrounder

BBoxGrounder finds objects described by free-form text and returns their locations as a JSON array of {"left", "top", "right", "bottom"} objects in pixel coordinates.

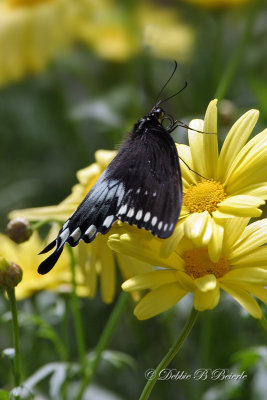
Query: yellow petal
[
  {"left": 229, "top": 182, "right": 267, "bottom": 199},
  {"left": 176, "top": 143, "right": 198, "bottom": 187},
  {"left": 208, "top": 218, "right": 224, "bottom": 262},
  {"left": 203, "top": 99, "right": 218, "bottom": 179},
  {"left": 108, "top": 233, "right": 182, "bottom": 269},
  {"left": 216, "top": 195, "right": 264, "bottom": 217},
  {"left": 229, "top": 246, "right": 267, "bottom": 267},
  {"left": 229, "top": 219, "right": 267, "bottom": 259},
  {"left": 220, "top": 282, "right": 262, "bottom": 318},
  {"left": 134, "top": 283, "right": 187, "bottom": 320},
  {"left": 122, "top": 269, "right": 178, "bottom": 291},
  {"left": 218, "top": 109, "right": 259, "bottom": 182},
  {"left": 222, "top": 217, "right": 250, "bottom": 254},
  {"left": 188, "top": 119, "right": 205, "bottom": 176},
  {"left": 160, "top": 221, "right": 184, "bottom": 258},
  {"left": 9, "top": 204, "right": 75, "bottom": 222},
  {"left": 193, "top": 284, "right": 220, "bottom": 311},
  {"left": 221, "top": 267, "right": 267, "bottom": 284},
  {"left": 194, "top": 274, "right": 217, "bottom": 292},
  {"left": 184, "top": 211, "right": 212, "bottom": 246},
  {"left": 100, "top": 237, "right": 116, "bottom": 304},
  {"left": 240, "top": 284, "right": 267, "bottom": 305}
]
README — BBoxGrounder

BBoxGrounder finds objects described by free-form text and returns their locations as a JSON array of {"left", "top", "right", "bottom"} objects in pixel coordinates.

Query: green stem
[
  {"left": 68, "top": 247, "right": 87, "bottom": 375},
  {"left": 6, "top": 287, "right": 21, "bottom": 387},
  {"left": 75, "top": 291, "right": 130, "bottom": 400},
  {"left": 139, "top": 308, "right": 199, "bottom": 400},
  {"left": 214, "top": 2, "right": 259, "bottom": 101},
  {"left": 31, "top": 219, "right": 57, "bottom": 231}
]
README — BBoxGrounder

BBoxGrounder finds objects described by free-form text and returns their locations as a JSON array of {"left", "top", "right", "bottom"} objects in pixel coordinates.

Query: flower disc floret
[{"left": 183, "top": 180, "right": 226, "bottom": 213}]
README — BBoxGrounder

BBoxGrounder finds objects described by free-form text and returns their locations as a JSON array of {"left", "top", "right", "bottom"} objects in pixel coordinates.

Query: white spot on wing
[
  {"left": 127, "top": 208, "right": 135, "bottom": 218},
  {"left": 136, "top": 210, "right": 143, "bottom": 220},
  {"left": 136, "top": 188, "right": 141, "bottom": 194},
  {"left": 151, "top": 216, "right": 157, "bottom": 226},
  {"left": 169, "top": 223, "right": 174, "bottom": 231},
  {"left": 103, "top": 215, "right": 114, "bottom": 228},
  {"left": 158, "top": 221, "right": 163, "bottom": 230},
  {"left": 144, "top": 212, "right": 151, "bottom": 222},
  {"left": 144, "top": 191, "right": 148, "bottom": 195},
  {"left": 85, "top": 225, "right": 97, "bottom": 239},
  {"left": 63, "top": 221, "right": 69, "bottom": 230},
  {"left": 164, "top": 223, "right": 168, "bottom": 231},
  {"left": 71, "top": 227, "right": 81, "bottom": 242},
  {"left": 118, "top": 204, "right": 127, "bottom": 215},
  {"left": 153, "top": 192, "right": 157, "bottom": 197},
  {"left": 60, "top": 228, "right": 70, "bottom": 243}
]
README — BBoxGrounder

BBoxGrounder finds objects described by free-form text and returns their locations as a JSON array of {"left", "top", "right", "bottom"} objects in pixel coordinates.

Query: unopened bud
[
  {"left": 6, "top": 218, "right": 32, "bottom": 244},
  {"left": 0, "top": 258, "right": 23, "bottom": 290}
]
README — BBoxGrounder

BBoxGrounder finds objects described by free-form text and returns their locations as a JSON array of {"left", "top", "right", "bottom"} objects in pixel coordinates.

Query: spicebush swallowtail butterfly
[{"left": 38, "top": 62, "right": 186, "bottom": 274}]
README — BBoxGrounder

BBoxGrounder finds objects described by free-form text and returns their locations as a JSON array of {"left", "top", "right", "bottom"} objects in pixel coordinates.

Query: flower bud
[
  {"left": 6, "top": 218, "right": 32, "bottom": 244},
  {"left": 0, "top": 258, "right": 23, "bottom": 290}
]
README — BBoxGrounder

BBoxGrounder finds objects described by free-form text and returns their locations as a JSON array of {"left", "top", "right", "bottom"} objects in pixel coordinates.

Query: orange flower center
[
  {"left": 183, "top": 180, "right": 226, "bottom": 213},
  {"left": 184, "top": 248, "right": 229, "bottom": 279}
]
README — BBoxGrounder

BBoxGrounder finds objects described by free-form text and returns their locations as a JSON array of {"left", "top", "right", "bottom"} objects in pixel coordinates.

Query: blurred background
[{"left": 0, "top": 0, "right": 267, "bottom": 399}]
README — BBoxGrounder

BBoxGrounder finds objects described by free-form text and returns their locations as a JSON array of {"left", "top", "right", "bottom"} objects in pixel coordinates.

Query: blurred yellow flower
[
  {"left": 161, "top": 100, "right": 266, "bottom": 263},
  {"left": 10, "top": 150, "right": 154, "bottom": 303},
  {"left": 183, "top": 0, "right": 251, "bottom": 8},
  {"left": 0, "top": 225, "right": 87, "bottom": 300},
  {"left": 0, "top": 0, "right": 80, "bottom": 86},
  {"left": 109, "top": 218, "right": 267, "bottom": 320}
]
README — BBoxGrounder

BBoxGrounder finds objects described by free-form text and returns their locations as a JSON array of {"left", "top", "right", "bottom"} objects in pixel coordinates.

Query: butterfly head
[{"left": 148, "top": 106, "right": 165, "bottom": 124}]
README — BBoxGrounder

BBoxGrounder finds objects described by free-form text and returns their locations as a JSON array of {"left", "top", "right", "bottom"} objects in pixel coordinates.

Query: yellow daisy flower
[
  {"left": 0, "top": 0, "right": 79, "bottom": 86},
  {"left": 162, "top": 99, "right": 267, "bottom": 263},
  {"left": 9, "top": 150, "right": 154, "bottom": 303},
  {"left": 0, "top": 225, "right": 88, "bottom": 300},
  {"left": 109, "top": 217, "right": 267, "bottom": 320}
]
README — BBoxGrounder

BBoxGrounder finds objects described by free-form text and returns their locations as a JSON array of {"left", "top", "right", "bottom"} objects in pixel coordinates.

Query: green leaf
[{"left": 0, "top": 390, "right": 9, "bottom": 400}]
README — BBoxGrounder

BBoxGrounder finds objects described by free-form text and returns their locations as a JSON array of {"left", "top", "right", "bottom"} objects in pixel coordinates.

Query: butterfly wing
[{"left": 38, "top": 125, "right": 182, "bottom": 275}]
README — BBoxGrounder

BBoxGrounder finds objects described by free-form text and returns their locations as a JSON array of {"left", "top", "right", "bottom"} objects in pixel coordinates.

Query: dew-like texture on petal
[
  {"left": 220, "top": 283, "right": 262, "bottom": 318},
  {"left": 184, "top": 211, "right": 212, "bottom": 246},
  {"left": 176, "top": 144, "right": 197, "bottom": 187},
  {"left": 188, "top": 119, "right": 206, "bottom": 176},
  {"left": 221, "top": 267, "right": 267, "bottom": 284},
  {"left": 100, "top": 237, "right": 116, "bottom": 304},
  {"left": 193, "top": 284, "right": 220, "bottom": 311},
  {"left": 229, "top": 247, "right": 267, "bottom": 267},
  {"left": 229, "top": 220, "right": 267, "bottom": 259},
  {"left": 194, "top": 274, "right": 217, "bottom": 292},
  {"left": 122, "top": 269, "right": 178, "bottom": 291},
  {"left": 208, "top": 219, "right": 224, "bottom": 262},
  {"left": 160, "top": 221, "right": 184, "bottom": 258},
  {"left": 224, "top": 129, "right": 267, "bottom": 192},
  {"left": 203, "top": 99, "right": 218, "bottom": 178},
  {"left": 108, "top": 233, "right": 182, "bottom": 269},
  {"left": 134, "top": 283, "right": 187, "bottom": 320},
  {"left": 217, "top": 195, "right": 264, "bottom": 217},
  {"left": 217, "top": 110, "right": 259, "bottom": 182}
]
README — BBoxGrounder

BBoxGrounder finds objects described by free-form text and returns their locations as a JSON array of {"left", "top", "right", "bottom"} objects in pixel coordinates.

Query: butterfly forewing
[{"left": 38, "top": 114, "right": 182, "bottom": 275}]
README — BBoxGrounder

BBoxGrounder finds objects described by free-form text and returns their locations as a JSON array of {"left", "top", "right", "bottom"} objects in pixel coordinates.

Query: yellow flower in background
[
  {"left": 183, "top": 0, "right": 251, "bottom": 9},
  {"left": 10, "top": 150, "right": 154, "bottom": 303},
  {"left": 0, "top": 0, "right": 80, "bottom": 86},
  {"left": 162, "top": 100, "right": 267, "bottom": 263},
  {"left": 109, "top": 218, "right": 267, "bottom": 320},
  {"left": 0, "top": 225, "right": 88, "bottom": 300}
]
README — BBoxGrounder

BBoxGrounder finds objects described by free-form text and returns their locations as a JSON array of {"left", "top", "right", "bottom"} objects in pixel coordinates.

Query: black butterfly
[{"left": 38, "top": 63, "right": 185, "bottom": 275}]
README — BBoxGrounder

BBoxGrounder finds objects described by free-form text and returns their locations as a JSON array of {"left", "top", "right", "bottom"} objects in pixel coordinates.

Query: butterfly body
[{"left": 38, "top": 106, "right": 183, "bottom": 274}]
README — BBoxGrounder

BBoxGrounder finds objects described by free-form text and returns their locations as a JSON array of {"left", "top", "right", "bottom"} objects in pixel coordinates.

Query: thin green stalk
[
  {"left": 6, "top": 287, "right": 22, "bottom": 387},
  {"left": 214, "top": 2, "right": 259, "bottom": 101},
  {"left": 67, "top": 247, "right": 87, "bottom": 375},
  {"left": 139, "top": 308, "right": 199, "bottom": 400},
  {"left": 31, "top": 219, "right": 56, "bottom": 231},
  {"left": 75, "top": 291, "right": 130, "bottom": 400}
]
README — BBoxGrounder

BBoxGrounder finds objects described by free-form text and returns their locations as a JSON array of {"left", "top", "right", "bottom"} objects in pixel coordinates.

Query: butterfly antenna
[
  {"left": 155, "top": 61, "right": 178, "bottom": 105},
  {"left": 157, "top": 81, "right": 188, "bottom": 107}
]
